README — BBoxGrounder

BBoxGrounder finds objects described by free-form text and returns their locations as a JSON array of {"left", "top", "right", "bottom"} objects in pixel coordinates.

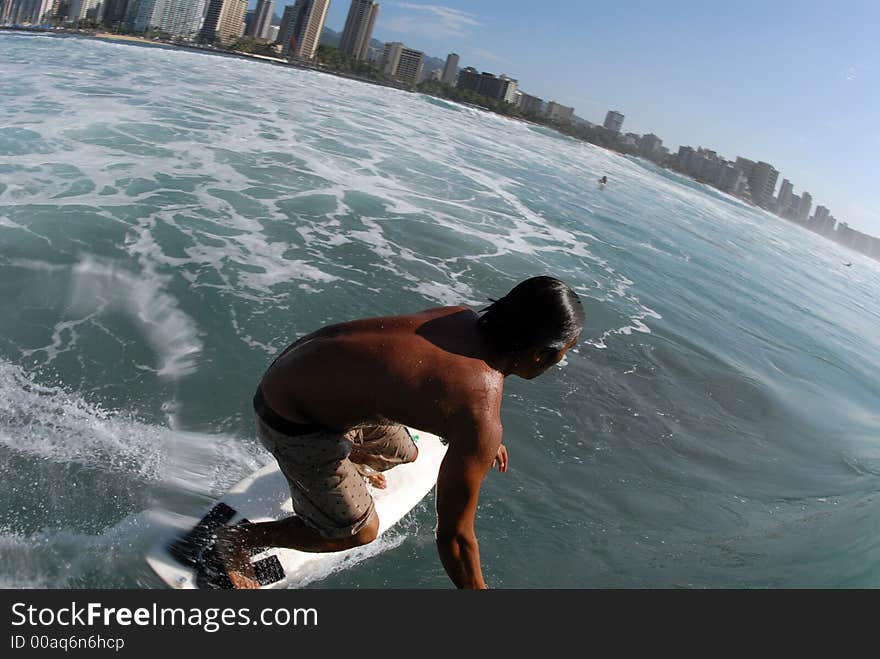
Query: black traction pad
[
  {"left": 168, "top": 502, "right": 236, "bottom": 568},
  {"left": 167, "top": 505, "right": 286, "bottom": 588},
  {"left": 252, "top": 555, "right": 285, "bottom": 586},
  {"left": 194, "top": 544, "right": 233, "bottom": 590}
]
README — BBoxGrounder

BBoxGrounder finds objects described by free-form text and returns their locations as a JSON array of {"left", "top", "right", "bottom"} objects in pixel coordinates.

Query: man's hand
[{"left": 492, "top": 444, "right": 508, "bottom": 473}]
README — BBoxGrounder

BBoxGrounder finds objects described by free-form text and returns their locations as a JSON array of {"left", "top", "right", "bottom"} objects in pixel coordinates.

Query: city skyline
[
  {"left": 307, "top": 1, "right": 877, "bottom": 235},
  {"left": 2, "top": 0, "right": 874, "bottom": 233}
]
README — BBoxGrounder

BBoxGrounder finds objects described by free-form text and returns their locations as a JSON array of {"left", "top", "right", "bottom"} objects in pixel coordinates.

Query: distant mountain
[
  {"left": 321, "top": 26, "right": 341, "bottom": 48},
  {"left": 422, "top": 54, "right": 446, "bottom": 75},
  {"left": 318, "top": 27, "right": 449, "bottom": 76}
]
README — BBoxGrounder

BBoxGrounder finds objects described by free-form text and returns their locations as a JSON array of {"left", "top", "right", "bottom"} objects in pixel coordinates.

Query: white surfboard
[{"left": 146, "top": 428, "right": 447, "bottom": 589}]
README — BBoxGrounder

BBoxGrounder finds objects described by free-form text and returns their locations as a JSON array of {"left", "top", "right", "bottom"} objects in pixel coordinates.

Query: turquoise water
[{"left": 2, "top": 32, "right": 880, "bottom": 588}]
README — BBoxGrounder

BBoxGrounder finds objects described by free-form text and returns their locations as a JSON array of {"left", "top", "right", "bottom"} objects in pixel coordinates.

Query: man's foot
[
  {"left": 355, "top": 464, "right": 387, "bottom": 489},
  {"left": 214, "top": 526, "right": 261, "bottom": 589}
]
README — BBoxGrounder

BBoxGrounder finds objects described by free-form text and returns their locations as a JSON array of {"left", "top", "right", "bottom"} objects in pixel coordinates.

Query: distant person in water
[
  {"left": 599, "top": 175, "right": 608, "bottom": 185},
  {"left": 214, "top": 276, "right": 585, "bottom": 589}
]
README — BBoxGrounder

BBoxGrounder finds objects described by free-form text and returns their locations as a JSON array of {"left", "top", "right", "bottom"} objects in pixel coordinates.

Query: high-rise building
[
  {"left": 546, "top": 101, "right": 574, "bottom": 123},
  {"left": 719, "top": 164, "right": 747, "bottom": 195},
  {"left": 132, "top": 0, "right": 159, "bottom": 31},
  {"left": 215, "top": 0, "right": 246, "bottom": 43},
  {"left": 245, "top": 0, "right": 273, "bottom": 39},
  {"left": 101, "top": 0, "right": 130, "bottom": 26},
  {"left": 517, "top": 92, "right": 544, "bottom": 116},
  {"left": 198, "top": 0, "right": 223, "bottom": 40},
  {"left": 68, "top": 0, "right": 102, "bottom": 22},
  {"left": 381, "top": 42, "right": 404, "bottom": 75},
  {"left": 604, "top": 110, "right": 624, "bottom": 133},
  {"left": 748, "top": 161, "right": 779, "bottom": 209},
  {"left": 37, "top": 0, "right": 54, "bottom": 22},
  {"left": 281, "top": 0, "right": 329, "bottom": 61},
  {"left": 497, "top": 75, "right": 518, "bottom": 104},
  {"left": 1, "top": 0, "right": 53, "bottom": 22},
  {"left": 199, "top": 0, "right": 245, "bottom": 43},
  {"left": 797, "top": 191, "right": 812, "bottom": 221},
  {"left": 275, "top": 2, "right": 295, "bottom": 44},
  {"left": 152, "top": 0, "right": 206, "bottom": 38},
  {"left": 123, "top": 0, "right": 141, "bottom": 29},
  {"left": 456, "top": 67, "right": 517, "bottom": 103},
  {"left": 734, "top": 157, "right": 756, "bottom": 179},
  {"left": 382, "top": 41, "right": 424, "bottom": 85},
  {"left": 809, "top": 208, "right": 834, "bottom": 236},
  {"left": 339, "top": 0, "right": 379, "bottom": 61},
  {"left": 776, "top": 178, "right": 794, "bottom": 214},
  {"left": 639, "top": 133, "right": 662, "bottom": 157},
  {"left": 441, "top": 52, "right": 459, "bottom": 85}
]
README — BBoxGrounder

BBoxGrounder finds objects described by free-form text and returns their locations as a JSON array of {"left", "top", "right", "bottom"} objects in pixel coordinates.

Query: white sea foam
[
  {"left": 2, "top": 35, "right": 661, "bottom": 346},
  {"left": 66, "top": 256, "right": 202, "bottom": 379},
  {"left": 0, "top": 360, "right": 262, "bottom": 491},
  {"left": 0, "top": 509, "right": 180, "bottom": 588}
]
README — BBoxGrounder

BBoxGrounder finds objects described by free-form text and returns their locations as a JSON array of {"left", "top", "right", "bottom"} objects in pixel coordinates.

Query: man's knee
[{"left": 350, "top": 511, "right": 379, "bottom": 547}]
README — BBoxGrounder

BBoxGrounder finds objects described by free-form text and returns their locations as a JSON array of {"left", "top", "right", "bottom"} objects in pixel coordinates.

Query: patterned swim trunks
[{"left": 253, "top": 395, "right": 418, "bottom": 539}]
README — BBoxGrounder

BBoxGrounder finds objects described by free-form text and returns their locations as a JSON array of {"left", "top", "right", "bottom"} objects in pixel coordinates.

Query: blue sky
[{"left": 274, "top": 1, "right": 880, "bottom": 234}]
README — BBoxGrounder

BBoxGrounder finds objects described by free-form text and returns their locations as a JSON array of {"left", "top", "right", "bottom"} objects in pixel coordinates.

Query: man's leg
[
  {"left": 217, "top": 418, "right": 382, "bottom": 588},
  {"left": 348, "top": 425, "right": 419, "bottom": 489},
  {"left": 215, "top": 510, "right": 380, "bottom": 589}
]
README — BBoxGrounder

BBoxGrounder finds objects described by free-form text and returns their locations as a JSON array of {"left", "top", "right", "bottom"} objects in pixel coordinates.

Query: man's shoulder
[
  {"left": 414, "top": 305, "right": 475, "bottom": 320},
  {"left": 446, "top": 366, "right": 504, "bottom": 423}
]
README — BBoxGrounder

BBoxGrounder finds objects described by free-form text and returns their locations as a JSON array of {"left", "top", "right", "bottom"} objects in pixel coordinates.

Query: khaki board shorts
[{"left": 254, "top": 413, "right": 418, "bottom": 539}]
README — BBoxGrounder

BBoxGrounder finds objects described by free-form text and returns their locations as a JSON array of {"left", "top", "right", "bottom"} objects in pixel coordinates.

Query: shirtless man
[{"left": 215, "top": 276, "right": 584, "bottom": 589}]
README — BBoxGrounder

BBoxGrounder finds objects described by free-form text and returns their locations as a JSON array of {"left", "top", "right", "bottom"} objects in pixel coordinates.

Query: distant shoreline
[
  {"left": 0, "top": 26, "right": 415, "bottom": 93},
  {"left": 5, "top": 26, "right": 874, "bottom": 263}
]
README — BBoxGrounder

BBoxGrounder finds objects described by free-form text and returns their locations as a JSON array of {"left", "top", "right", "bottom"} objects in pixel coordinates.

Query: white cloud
[
  {"left": 396, "top": 3, "right": 480, "bottom": 28},
  {"left": 384, "top": 3, "right": 481, "bottom": 39}
]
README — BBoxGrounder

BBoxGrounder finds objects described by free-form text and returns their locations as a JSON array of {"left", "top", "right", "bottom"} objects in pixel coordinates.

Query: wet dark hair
[{"left": 478, "top": 276, "right": 585, "bottom": 355}]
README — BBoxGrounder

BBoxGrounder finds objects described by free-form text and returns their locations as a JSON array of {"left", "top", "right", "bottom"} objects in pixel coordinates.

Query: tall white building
[
  {"left": 215, "top": 0, "right": 246, "bottom": 42},
  {"left": 339, "top": 0, "right": 379, "bottom": 61},
  {"left": 498, "top": 74, "right": 517, "bottom": 103},
  {"left": 441, "top": 52, "right": 458, "bottom": 85},
  {"left": 154, "top": 0, "right": 205, "bottom": 38}
]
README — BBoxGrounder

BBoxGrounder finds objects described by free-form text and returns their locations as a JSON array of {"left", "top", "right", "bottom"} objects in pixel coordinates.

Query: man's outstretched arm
[{"left": 435, "top": 423, "right": 501, "bottom": 589}]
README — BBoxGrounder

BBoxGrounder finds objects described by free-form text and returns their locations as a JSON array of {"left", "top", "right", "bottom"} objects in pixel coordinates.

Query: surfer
[
  {"left": 215, "top": 276, "right": 584, "bottom": 589},
  {"left": 599, "top": 175, "right": 607, "bottom": 185}
]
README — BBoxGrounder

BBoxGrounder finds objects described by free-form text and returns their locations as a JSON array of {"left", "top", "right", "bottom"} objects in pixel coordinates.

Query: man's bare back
[{"left": 260, "top": 306, "right": 505, "bottom": 441}]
